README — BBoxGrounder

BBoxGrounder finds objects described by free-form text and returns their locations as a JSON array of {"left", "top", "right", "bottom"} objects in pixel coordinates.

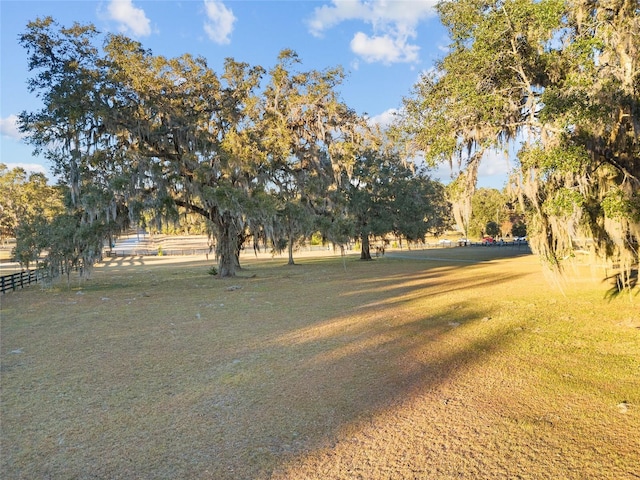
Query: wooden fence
[
  {"left": 0, "top": 269, "right": 48, "bottom": 294},
  {"left": 105, "top": 248, "right": 211, "bottom": 257}
]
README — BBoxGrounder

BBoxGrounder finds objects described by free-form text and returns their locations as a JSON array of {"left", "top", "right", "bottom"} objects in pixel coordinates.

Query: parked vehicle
[
  {"left": 482, "top": 236, "right": 495, "bottom": 245},
  {"left": 457, "top": 238, "right": 469, "bottom": 246}
]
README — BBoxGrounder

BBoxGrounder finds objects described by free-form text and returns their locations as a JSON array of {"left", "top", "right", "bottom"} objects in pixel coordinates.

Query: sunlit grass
[{"left": 2, "top": 247, "right": 638, "bottom": 479}]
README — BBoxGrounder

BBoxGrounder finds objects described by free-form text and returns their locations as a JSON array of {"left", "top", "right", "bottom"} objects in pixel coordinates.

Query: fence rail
[
  {"left": 106, "top": 248, "right": 211, "bottom": 257},
  {"left": 0, "top": 269, "right": 48, "bottom": 294}
]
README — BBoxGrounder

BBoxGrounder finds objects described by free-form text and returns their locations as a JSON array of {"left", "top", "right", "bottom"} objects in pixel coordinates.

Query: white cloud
[
  {"left": 203, "top": 0, "right": 236, "bottom": 44},
  {"left": 107, "top": 0, "right": 152, "bottom": 37},
  {"left": 308, "top": 1, "right": 370, "bottom": 36},
  {"left": 308, "top": 0, "right": 438, "bottom": 64},
  {"left": 366, "top": 108, "right": 399, "bottom": 129},
  {"left": 426, "top": 148, "right": 511, "bottom": 188},
  {"left": 2, "top": 162, "right": 48, "bottom": 175},
  {"left": 478, "top": 149, "right": 511, "bottom": 177},
  {"left": 351, "top": 32, "right": 419, "bottom": 64},
  {"left": 0, "top": 115, "right": 23, "bottom": 140}
]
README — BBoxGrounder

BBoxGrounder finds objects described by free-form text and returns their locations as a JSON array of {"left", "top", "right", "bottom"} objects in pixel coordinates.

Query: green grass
[{"left": 1, "top": 247, "right": 639, "bottom": 479}]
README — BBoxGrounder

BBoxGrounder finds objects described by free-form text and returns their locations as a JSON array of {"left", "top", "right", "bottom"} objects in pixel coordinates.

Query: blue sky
[{"left": 0, "top": 0, "right": 510, "bottom": 188}]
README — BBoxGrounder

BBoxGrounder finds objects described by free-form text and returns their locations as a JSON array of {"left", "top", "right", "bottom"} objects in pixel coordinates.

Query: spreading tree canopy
[
  {"left": 469, "top": 188, "right": 509, "bottom": 239},
  {"left": 258, "top": 50, "right": 367, "bottom": 265},
  {"left": 18, "top": 18, "right": 368, "bottom": 277},
  {"left": 396, "top": 0, "right": 639, "bottom": 286},
  {"left": 339, "top": 149, "right": 450, "bottom": 260}
]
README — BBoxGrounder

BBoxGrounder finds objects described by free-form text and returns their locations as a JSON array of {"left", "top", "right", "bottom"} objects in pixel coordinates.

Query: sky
[{"left": 0, "top": 0, "right": 511, "bottom": 188}]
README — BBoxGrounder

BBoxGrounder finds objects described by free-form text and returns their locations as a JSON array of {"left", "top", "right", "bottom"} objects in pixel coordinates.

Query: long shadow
[
  {"left": 129, "top": 259, "right": 525, "bottom": 478},
  {"left": 386, "top": 245, "right": 532, "bottom": 264},
  {"left": 171, "top": 300, "right": 519, "bottom": 479},
  {"left": 339, "top": 256, "right": 529, "bottom": 308},
  {"left": 2, "top": 253, "right": 530, "bottom": 479}
]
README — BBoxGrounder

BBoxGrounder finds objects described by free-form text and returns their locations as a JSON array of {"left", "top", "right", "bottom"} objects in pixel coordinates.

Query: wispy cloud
[
  {"left": 2, "top": 162, "right": 48, "bottom": 176},
  {"left": 203, "top": 0, "right": 236, "bottom": 44},
  {"left": 107, "top": 0, "right": 152, "bottom": 37},
  {"left": 478, "top": 149, "right": 511, "bottom": 177},
  {"left": 0, "top": 115, "right": 23, "bottom": 140},
  {"left": 308, "top": 0, "right": 438, "bottom": 65}
]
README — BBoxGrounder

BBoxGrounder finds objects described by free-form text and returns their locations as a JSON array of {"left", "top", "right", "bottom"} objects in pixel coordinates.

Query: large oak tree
[
  {"left": 258, "top": 50, "right": 366, "bottom": 265},
  {"left": 396, "top": 0, "right": 639, "bottom": 287},
  {"left": 18, "top": 18, "right": 368, "bottom": 277},
  {"left": 340, "top": 149, "right": 450, "bottom": 260}
]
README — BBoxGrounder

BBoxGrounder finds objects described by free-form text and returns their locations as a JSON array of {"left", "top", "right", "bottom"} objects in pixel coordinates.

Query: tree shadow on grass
[
  {"left": 1, "top": 255, "right": 528, "bottom": 479},
  {"left": 386, "top": 244, "right": 533, "bottom": 263},
  {"left": 136, "top": 262, "right": 525, "bottom": 478},
  {"left": 176, "top": 300, "right": 519, "bottom": 480}
]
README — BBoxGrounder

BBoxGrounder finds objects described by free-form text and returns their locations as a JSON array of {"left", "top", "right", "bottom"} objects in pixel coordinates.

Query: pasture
[{"left": 1, "top": 246, "right": 639, "bottom": 479}]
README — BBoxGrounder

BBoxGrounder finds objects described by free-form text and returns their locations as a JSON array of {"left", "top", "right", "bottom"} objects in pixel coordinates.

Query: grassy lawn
[{"left": 1, "top": 247, "right": 639, "bottom": 479}]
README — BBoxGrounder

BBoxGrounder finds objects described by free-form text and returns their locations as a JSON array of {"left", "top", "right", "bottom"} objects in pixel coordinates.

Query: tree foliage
[
  {"left": 340, "top": 149, "right": 450, "bottom": 259},
  {"left": 259, "top": 50, "right": 366, "bottom": 264},
  {"left": 0, "top": 163, "right": 64, "bottom": 243},
  {"left": 469, "top": 188, "right": 509, "bottom": 239},
  {"left": 18, "top": 18, "right": 371, "bottom": 277},
  {"left": 511, "top": 221, "right": 527, "bottom": 238},
  {"left": 397, "top": 0, "right": 639, "bottom": 287}
]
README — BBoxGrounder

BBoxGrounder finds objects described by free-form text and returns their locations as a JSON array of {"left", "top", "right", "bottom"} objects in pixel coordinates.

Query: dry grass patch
[{"left": 1, "top": 247, "right": 639, "bottom": 479}]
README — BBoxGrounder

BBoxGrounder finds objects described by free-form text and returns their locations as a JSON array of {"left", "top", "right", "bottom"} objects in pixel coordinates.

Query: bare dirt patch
[{"left": 1, "top": 247, "right": 638, "bottom": 479}]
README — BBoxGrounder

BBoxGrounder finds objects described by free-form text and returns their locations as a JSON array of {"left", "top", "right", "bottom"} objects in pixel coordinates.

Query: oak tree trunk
[
  {"left": 360, "top": 233, "right": 372, "bottom": 260},
  {"left": 287, "top": 235, "right": 295, "bottom": 265},
  {"left": 215, "top": 212, "right": 242, "bottom": 278}
]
